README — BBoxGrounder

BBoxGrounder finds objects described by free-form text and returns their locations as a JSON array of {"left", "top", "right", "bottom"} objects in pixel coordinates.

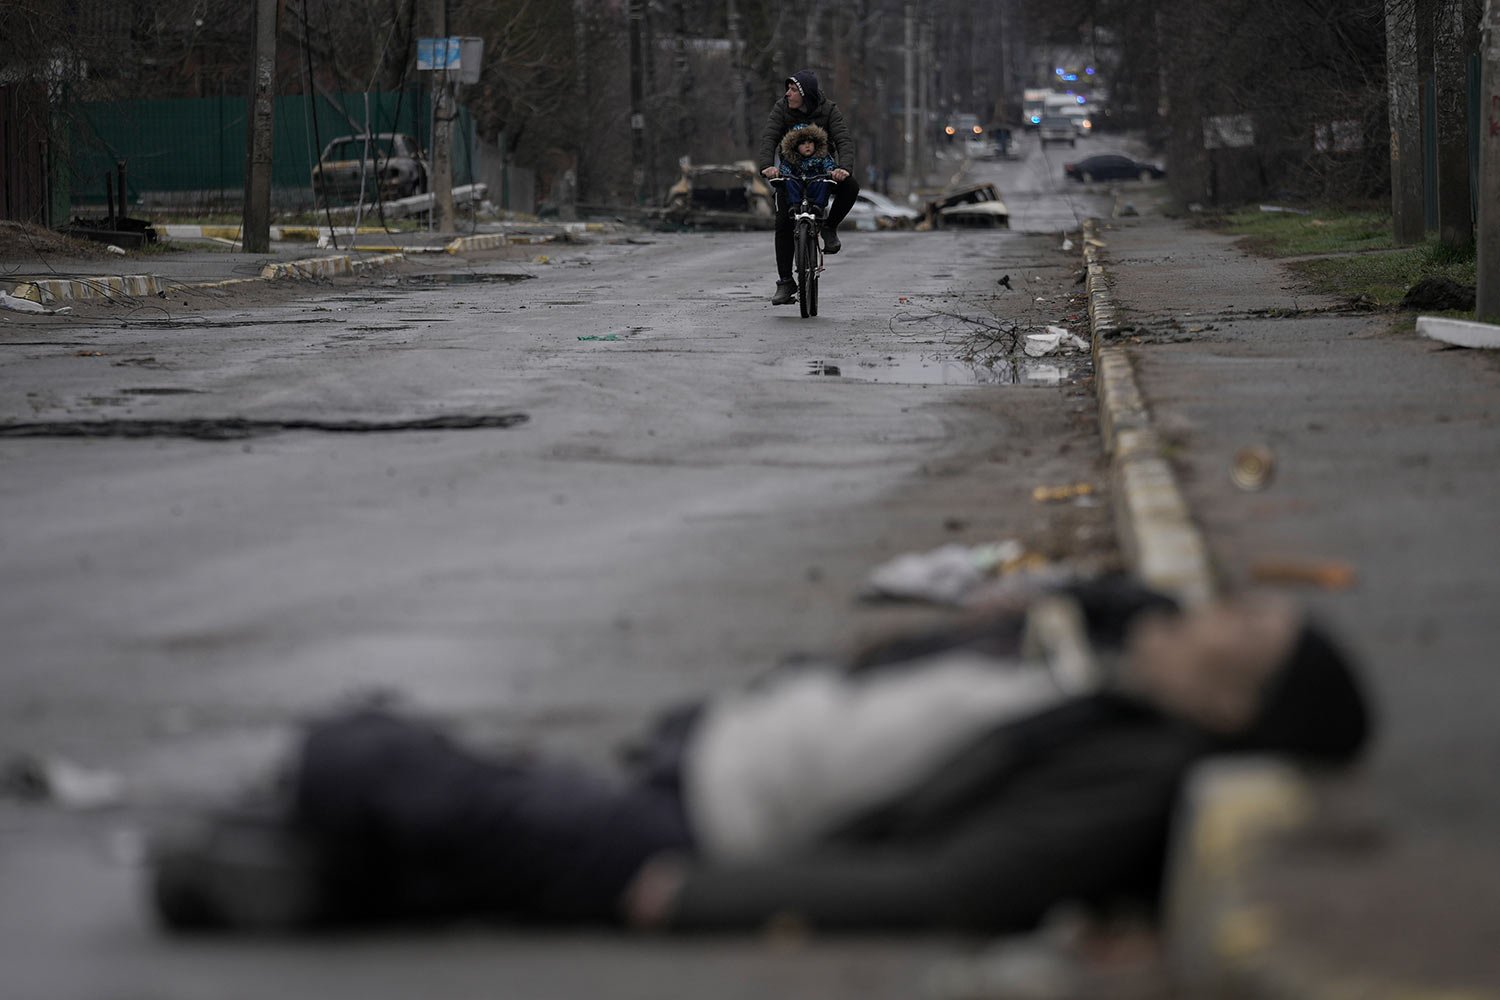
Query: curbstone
[
  {"left": 1082, "top": 218, "right": 1215, "bottom": 608},
  {"left": 259, "top": 252, "right": 404, "bottom": 281},
  {"left": 13, "top": 274, "right": 166, "bottom": 304},
  {"left": 10, "top": 252, "right": 406, "bottom": 305}
]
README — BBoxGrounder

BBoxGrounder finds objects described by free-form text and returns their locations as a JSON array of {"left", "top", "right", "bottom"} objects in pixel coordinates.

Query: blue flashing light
[
  {"left": 1076, "top": 96, "right": 1086, "bottom": 104},
  {"left": 1055, "top": 67, "right": 1065, "bottom": 76},
  {"left": 1030, "top": 115, "right": 1041, "bottom": 124},
  {"left": 1062, "top": 73, "right": 1078, "bottom": 82},
  {"left": 1085, "top": 67, "right": 1095, "bottom": 75}
]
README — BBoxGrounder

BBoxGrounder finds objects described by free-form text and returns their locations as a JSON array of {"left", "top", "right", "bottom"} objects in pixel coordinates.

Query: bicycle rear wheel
[{"left": 795, "top": 222, "right": 813, "bottom": 318}]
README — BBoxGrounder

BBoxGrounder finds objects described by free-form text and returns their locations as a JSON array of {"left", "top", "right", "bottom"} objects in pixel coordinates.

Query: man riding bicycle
[{"left": 759, "top": 70, "right": 860, "bottom": 305}]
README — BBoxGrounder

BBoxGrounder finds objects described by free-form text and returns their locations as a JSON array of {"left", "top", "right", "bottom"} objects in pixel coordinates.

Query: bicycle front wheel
[{"left": 795, "top": 222, "right": 814, "bottom": 319}]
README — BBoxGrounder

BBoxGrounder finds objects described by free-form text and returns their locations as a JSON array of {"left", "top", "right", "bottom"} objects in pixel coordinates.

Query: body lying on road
[{"left": 150, "top": 579, "right": 1370, "bottom": 934}]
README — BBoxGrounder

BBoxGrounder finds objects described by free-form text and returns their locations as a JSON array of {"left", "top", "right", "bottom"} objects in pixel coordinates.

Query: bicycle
[{"left": 771, "top": 172, "right": 833, "bottom": 318}]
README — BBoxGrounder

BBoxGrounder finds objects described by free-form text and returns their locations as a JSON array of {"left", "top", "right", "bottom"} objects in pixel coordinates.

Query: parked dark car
[{"left": 1063, "top": 154, "right": 1166, "bottom": 183}]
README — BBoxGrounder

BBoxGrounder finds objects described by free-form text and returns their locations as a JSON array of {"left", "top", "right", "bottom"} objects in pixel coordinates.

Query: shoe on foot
[
  {"left": 149, "top": 794, "right": 325, "bottom": 934},
  {"left": 821, "top": 226, "right": 841, "bottom": 254},
  {"left": 771, "top": 279, "right": 796, "bottom": 305}
]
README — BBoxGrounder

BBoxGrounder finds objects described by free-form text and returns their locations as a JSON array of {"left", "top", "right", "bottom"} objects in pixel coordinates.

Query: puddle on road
[
  {"left": 788, "top": 354, "right": 1089, "bottom": 386},
  {"left": 395, "top": 272, "right": 535, "bottom": 286}
]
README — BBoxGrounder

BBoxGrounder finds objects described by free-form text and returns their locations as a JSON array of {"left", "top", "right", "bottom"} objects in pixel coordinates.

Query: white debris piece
[
  {"left": 1024, "top": 327, "right": 1090, "bottom": 357},
  {"left": 0, "top": 291, "right": 72, "bottom": 315},
  {"left": 863, "top": 541, "right": 1025, "bottom": 604},
  {"left": 1416, "top": 315, "right": 1500, "bottom": 349}
]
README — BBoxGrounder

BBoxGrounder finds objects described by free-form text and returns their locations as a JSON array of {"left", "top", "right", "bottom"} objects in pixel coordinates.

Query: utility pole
[
  {"left": 1385, "top": 0, "right": 1425, "bottom": 245},
  {"left": 903, "top": 4, "right": 915, "bottom": 196},
  {"left": 430, "top": 0, "right": 456, "bottom": 233},
  {"left": 1436, "top": 0, "right": 1473, "bottom": 248},
  {"left": 918, "top": 17, "right": 931, "bottom": 183},
  {"left": 628, "top": 0, "right": 646, "bottom": 205},
  {"left": 1478, "top": 0, "right": 1500, "bottom": 320},
  {"left": 727, "top": 0, "right": 748, "bottom": 150},
  {"left": 574, "top": 0, "right": 590, "bottom": 203},
  {"left": 241, "top": 0, "right": 279, "bottom": 254}
]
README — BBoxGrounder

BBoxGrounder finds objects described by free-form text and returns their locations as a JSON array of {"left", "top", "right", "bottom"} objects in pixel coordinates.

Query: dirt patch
[{"left": 0, "top": 221, "right": 113, "bottom": 262}]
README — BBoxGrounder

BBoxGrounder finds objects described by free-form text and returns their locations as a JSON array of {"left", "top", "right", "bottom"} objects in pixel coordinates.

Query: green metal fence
[{"left": 70, "top": 89, "right": 474, "bottom": 206}]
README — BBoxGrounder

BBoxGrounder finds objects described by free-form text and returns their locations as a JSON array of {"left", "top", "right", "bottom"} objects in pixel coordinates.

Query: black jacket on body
[{"left": 762, "top": 88, "right": 858, "bottom": 175}]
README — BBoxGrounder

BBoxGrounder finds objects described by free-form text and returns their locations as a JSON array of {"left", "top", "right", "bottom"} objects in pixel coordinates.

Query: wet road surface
[{"left": 2, "top": 212, "right": 1110, "bottom": 998}]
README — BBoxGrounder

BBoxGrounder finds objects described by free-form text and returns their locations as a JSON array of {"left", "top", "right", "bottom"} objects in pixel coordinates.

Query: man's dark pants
[{"left": 775, "top": 176, "right": 860, "bottom": 280}]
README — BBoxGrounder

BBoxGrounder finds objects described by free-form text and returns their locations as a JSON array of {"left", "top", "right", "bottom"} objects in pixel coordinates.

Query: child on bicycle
[{"left": 777, "top": 124, "right": 839, "bottom": 211}]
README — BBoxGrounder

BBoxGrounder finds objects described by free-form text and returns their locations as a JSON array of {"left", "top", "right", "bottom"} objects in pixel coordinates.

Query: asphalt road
[{"left": 1, "top": 177, "right": 1114, "bottom": 998}]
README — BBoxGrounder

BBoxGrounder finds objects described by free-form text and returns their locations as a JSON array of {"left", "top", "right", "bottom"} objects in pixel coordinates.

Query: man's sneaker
[
  {"left": 771, "top": 279, "right": 796, "bottom": 305},
  {"left": 822, "top": 226, "right": 841, "bottom": 254}
]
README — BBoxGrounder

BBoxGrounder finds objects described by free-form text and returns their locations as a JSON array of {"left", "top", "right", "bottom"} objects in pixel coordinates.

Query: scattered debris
[
  {"left": 1258, "top": 204, "right": 1312, "bottom": 215},
  {"left": 997, "top": 274, "right": 1012, "bottom": 290},
  {"left": 1061, "top": 237, "right": 1075, "bottom": 252},
  {"left": 1024, "top": 328, "right": 1090, "bottom": 358},
  {"left": 1, "top": 753, "right": 127, "bottom": 810},
  {"left": 1231, "top": 446, "right": 1276, "bottom": 491},
  {"left": 1249, "top": 559, "right": 1357, "bottom": 591},
  {"left": 0, "top": 291, "right": 73, "bottom": 315},
  {"left": 861, "top": 540, "right": 1026, "bottom": 604},
  {"left": 1403, "top": 278, "right": 1477, "bottom": 313},
  {"left": 1032, "top": 482, "right": 1096, "bottom": 503}
]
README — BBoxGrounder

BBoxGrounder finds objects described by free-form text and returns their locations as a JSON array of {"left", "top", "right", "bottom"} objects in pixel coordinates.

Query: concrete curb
[
  {"left": 1081, "top": 218, "right": 1215, "bottom": 609},
  {"left": 155, "top": 224, "right": 388, "bottom": 242},
  {"left": 11, "top": 251, "right": 406, "bottom": 305}
]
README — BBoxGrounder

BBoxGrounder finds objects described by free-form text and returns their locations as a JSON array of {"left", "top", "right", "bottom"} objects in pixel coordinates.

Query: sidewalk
[
  {"left": 0, "top": 220, "right": 617, "bottom": 306},
  {"left": 1087, "top": 214, "right": 1500, "bottom": 997}
]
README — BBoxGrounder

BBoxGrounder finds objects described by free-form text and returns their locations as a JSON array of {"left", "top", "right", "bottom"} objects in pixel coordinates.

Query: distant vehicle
[
  {"left": 848, "top": 189, "right": 921, "bottom": 229},
  {"left": 1061, "top": 105, "right": 1092, "bottom": 136},
  {"left": 1063, "top": 154, "right": 1166, "bottom": 183},
  {"left": 663, "top": 160, "right": 775, "bottom": 227},
  {"left": 1038, "top": 116, "right": 1077, "bottom": 147},
  {"left": 1023, "top": 88, "right": 1051, "bottom": 128},
  {"left": 312, "top": 133, "right": 428, "bottom": 203}
]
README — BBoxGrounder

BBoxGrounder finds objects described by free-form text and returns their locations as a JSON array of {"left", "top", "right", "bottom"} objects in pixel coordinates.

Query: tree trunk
[
  {"left": 1477, "top": 0, "right": 1500, "bottom": 319},
  {"left": 1435, "top": 0, "right": 1473, "bottom": 247},
  {"left": 1386, "top": 0, "right": 1426, "bottom": 244}
]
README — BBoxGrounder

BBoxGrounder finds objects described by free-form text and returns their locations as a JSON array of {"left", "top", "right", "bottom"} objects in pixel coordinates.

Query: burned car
[
  {"left": 924, "top": 183, "right": 1010, "bottom": 229},
  {"left": 663, "top": 160, "right": 775, "bottom": 227},
  {"left": 312, "top": 133, "right": 429, "bottom": 203}
]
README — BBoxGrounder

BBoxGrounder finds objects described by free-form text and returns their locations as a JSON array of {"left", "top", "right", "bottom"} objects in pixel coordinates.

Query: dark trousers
[
  {"left": 293, "top": 709, "right": 694, "bottom": 924},
  {"left": 775, "top": 176, "right": 860, "bottom": 280}
]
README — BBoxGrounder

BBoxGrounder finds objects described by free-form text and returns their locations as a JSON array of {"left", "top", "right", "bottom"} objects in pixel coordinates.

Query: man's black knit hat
[
  {"left": 786, "top": 70, "right": 823, "bottom": 109},
  {"left": 1239, "top": 621, "right": 1371, "bottom": 763}
]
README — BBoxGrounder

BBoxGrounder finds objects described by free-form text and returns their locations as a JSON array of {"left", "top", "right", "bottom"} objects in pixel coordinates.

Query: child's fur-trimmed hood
[{"left": 779, "top": 124, "right": 830, "bottom": 165}]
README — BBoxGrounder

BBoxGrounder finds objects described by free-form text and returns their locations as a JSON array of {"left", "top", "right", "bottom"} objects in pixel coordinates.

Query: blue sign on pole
[{"left": 416, "top": 37, "right": 460, "bottom": 71}]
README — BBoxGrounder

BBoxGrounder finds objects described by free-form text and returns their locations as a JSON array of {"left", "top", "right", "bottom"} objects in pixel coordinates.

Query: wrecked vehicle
[
  {"left": 847, "top": 189, "right": 922, "bottom": 230},
  {"left": 924, "top": 183, "right": 1010, "bottom": 229},
  {"left": 312, "top": 133, "right": 429, "bottom": 204},
  {"left": 663, "top": 160, "right": 775, "bottom": 227}
]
